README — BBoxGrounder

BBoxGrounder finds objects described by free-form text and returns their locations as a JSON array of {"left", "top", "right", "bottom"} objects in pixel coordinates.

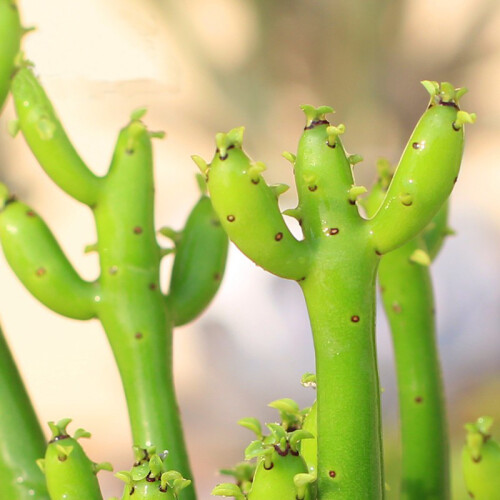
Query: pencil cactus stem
[
  {"left": 10, "top": 67, "right": 102, "bottom": 205},
  {"left": 0, "top": 324, "right": 49, "bottom": 500},
  {"left": 0, "top": 196, "right": 97, "bottom": 319},
  {"left": 367, "top": 84, "right": 472, "bottom": 254},
  {"left": 0, "top": 0, "right": 21, "bottom": 112},
  {"left": 206, "top": 133, "right": 311, "bottom": 280},
  {"left": 167, "top": 194, "right": 228, "bottom": 327}
]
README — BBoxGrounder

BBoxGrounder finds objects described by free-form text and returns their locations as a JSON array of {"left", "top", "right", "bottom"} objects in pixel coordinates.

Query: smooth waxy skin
[
  {"left": 41, "top": 423, "right": 103, "bottom": 500},
  {"left": 248, "top": 451, "right": 311, "bottom": 500},
  {"left": 0, "top": 200, "right": 96, "bottom": 319},
  {"left": 4, "top": 66, "right": 228, "bottom": 500},
  {"left": 0, "top": 326, "right": 49, "bottom": 500},
  {"left": 462, "top": 418, "right": 500, "bottom": 499},
  {"left": 205, "top": 86, "right": 471, "bottom": 499},
  {"left": 365, "top": 182, "right": 450, "bottom": 499},
  {"left": 0, "top": 0, "right": 21, "bottom": 111}
]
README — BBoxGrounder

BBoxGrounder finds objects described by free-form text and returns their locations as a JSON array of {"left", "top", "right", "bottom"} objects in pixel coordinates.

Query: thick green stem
[
  {"left": 0, "top": 325, "right": 49, "bottom": 500},
  {"left": 300, "top": 244, "right": 383, "bottom": 499},
  {"left": 93, "top": 123, "right": 195, "bottom": 499},
  {"left": 379, "top": 239, "right": 449, "bottom": 499}
]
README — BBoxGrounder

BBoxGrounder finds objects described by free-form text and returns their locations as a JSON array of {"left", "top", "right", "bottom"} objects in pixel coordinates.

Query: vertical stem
[
  {"left": 379, "top": 241, "right": 449, "bottom": 499},
  {"left": 301, "top": 251, "right": 383, "bottom": 499},
  {"left": 0, "top": 325, "right": 49, "bottom": 500}
]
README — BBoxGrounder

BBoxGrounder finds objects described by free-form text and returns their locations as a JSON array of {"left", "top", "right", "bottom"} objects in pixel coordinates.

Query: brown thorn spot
[
  {"left": 392, "top": 302, "right": 402, "bottom": 313},
  {"left": 263, "top": 462, "right": 274, "bottom": 471},
  {"left": 412, "top": 142, "right": 423, "bottom": 150},
  {"left": 149, "top": 283, "right": 157, "bottom": 290},
  {"left": 227, "top": 215, "right": 235, "bottom": 222},
  {"left": 308, "top": 185, "right": 318, "bottom": 192},
  {"left": 326, "top": 141, "right": 336, "bottom": 149},
  {"left": 329, "top": 470, "right": 336, "bottom": 478},
  {"left": 328, "top": 228, "right": 339, "bottom": 236},
  {"left": 275, "top": 232, "right": 283, "bottom": 241},
  {"left": 351, "top": 315, "right": 360, "bottom": 323},
  {"left": 36, "top": 267, "right": 46, "bottom": 277},
  {"left": 349, "top": 199, "right": 356, "bottom": 205},
  {"left": 26, "top": 210, "right": 36, "bottom": 217},
  {"left": 472, "top": 456, "right": 482, "bottom": 463},
  {"left": 213, "top": 273, "right": 221, "bottom": 281},
  {"left": 452, "top": 122, "right": 460, "bottom": 132},
  {"left": 125, "top": 149, "right": 134, "bottom": 155},
  {"left": 304, "top": 119, "right": 329, "bottom": 130},
  {"left": 375, "top": 249, "right": 382, "bottom": 256},
  {"left": 297, "top": 276, "right": 306, "bottom": 282},
  {"left": 109, "top": 266, "right": 118, "bottom": 275},
  {"left": 401, "top": 196, "right": 413, "bottom": 207},
  {"left": 468, "top": 492, "right": 475, "bottom": 498},
  {"left": 414, "top": 396, "right": 423, "bottom": 404},
  {"left": 133, "top": 226, "right": 143, "bottom": 235},
  {"left": 298, "top": 218, "right": 303, "bottom": 226},
  {"left": 453, "top": 176, "right": 458, "bottom": 184},
  {"left": 57, "top": 455, "right": 68, "bottom": 462},
  {"left": 251, "top": 178, "right": 260, "bottom": 185},
  {"left": 135, "top": 332, "right": 143, "bottom": 340}
]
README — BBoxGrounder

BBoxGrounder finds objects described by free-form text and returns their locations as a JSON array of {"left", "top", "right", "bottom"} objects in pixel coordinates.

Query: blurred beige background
[{"left": 0, "top": 0, "right": 499, "bottom": 498}]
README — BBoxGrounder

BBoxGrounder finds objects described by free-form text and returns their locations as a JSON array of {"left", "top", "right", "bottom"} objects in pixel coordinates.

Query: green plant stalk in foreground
[
  {"left": 0, "top": 325, "right": 49, "bottom": 500},
  {"left": 0, "top": 0, "right": 21, "bottom": 112},
  {"left": 0, "top": 64, "right": 228, "bottom": 500},
  {"left": 201, "top": 84, "right": 474, "bottom": 498},
  {"left": 365, "top": 173, "right": 451, "bottom": 499}
]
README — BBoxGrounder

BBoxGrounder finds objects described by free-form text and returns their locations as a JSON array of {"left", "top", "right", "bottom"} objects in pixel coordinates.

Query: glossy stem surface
[
  {"left": 0, "top": 325, "right": 49, "bottom": 500},
  {"left": 379, "top": 239, "right": 448, "bottom": 499},
  {"left": 301, "top": 247, "right": 383, "bottom": 499}
]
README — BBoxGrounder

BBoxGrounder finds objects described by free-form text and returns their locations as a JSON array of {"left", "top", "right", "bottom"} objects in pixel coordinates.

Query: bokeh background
[{"left": 0, "top": 0, "right": 499, "bottom": 498}]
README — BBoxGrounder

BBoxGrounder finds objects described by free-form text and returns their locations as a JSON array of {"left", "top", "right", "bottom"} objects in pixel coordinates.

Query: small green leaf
[
  {"left": 238, "top": 417, "right": 262, "bottom": 439},
  {"left": 212, "top": 483, "right": 245, "bottom": 499},
  {"left": 268, "top": 398, "right": 300, "bottom": 415},
  {"left": 130, "top": 107, "right": 148, "bottom": 121}
]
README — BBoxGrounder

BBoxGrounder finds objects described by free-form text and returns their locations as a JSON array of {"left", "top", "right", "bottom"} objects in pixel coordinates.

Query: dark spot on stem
[
  {"left": 57, "top": 455, "right": 68, "bottom": 462},
  {"left": 326, "top": 141, "right": 336, "bottom": 149},
  {"left": 109, "top": 266, "right": 118, "bottom": 275},
  {"left": 297, "top": 276, "right": 306, "bottom": 282},
  {"left": 227, "top": 215, "right": 235, "bottom": 222},
  {"left": 133, "top": 226, "right": 143, "bottom": 234},
  {"left": 414, "top": 396, "right": 423, "bottom": 404},
  {"left": 26, "top": 210, "right": 36, "bottom": 217},
  {"left": 219, "top": 153, "right": 228, "bottom": 160},
  {"left": 298, "top": 218, "right": 303, "bottom": 226},
  {"left": 275, "top": 232, "right": 283, "bottom": 241},
  {"left": 130, "top": 486, "right": 135, "bottom": 495},
  {"left": 308, "top": 185, "right": 317, "bottom": 192},
  {"left": 454, "top": 176, "right": 458, "bottom": 184},
  {"left": 468, "top": 492, "right": 475, "bottom": 498},
  {"left": 274, "top": 444, "right": 289, "bottom": 456},
  {"left": 135, "top": 332, "right": 143, "bottom": 340},
  {"left": 149, "top": 283, "right": 157, "bottom": 290},
  {"left": 412, "top": 142, "right": 423, "bottom": 150},
  {"left": 210, "top": 218, "right": 221, "bottom": 227},
  {"left": 146, "top": 472, "right": 156, "bottom": 482},
  {"left": 159, "top": 486, "right": 167, "bottom": 493},
  {"left": 472, "top": 456, "right": 482, "bottom": 463},
  {"left": 375, "top": 249, "right": 382, "bottom": 256},
  {"left": 438, "top": 99, "right": 459, "bottom": 109},
  {"left": 36, "top": 267, "right": 46, "bottom": 277},
  {"left": 379, "top": 285, "right": 386, "bottom": 293},
  {"left": 304, "top": 119, "right": 329, "bottom": 130},
  {"left": 351, "top": 315, "right": 360, "bottom": 323},
  {"left": 251, "top": 178, "right": 260, "bottom": 184},
  {"left": 452, "top": 122, "right": 461, "bottom": 132},
  {"left": 392, "top": 302, "right": 402, "bottom": 313},
  {"left": 290, "top": 449, "right": 299, "bottom": 456},
  {"left": 264, "top": 462, "right": 274, "bottom": 470},
  {"left": 401, "top": 195, "right": 413, "bottom": 206},
  {"left": 214, "top": 273, "right": 221, "bottom": 281},
  {"left": 125, "top": 149, "right": 134, "bottom": 155},
  {"left": 349, "top": 199, "right": 356, "bottom": 205},
  {"left": 329, "top": 470, "right": 336, "bottom": 478},
  {"left": 328, "top": 228, "right": 339, "bottom": 236}
]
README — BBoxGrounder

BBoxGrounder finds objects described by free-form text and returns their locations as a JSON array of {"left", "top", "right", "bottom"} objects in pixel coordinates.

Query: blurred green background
[{"left": 0, "top": 0, "right": 499, "bottom": 497}]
